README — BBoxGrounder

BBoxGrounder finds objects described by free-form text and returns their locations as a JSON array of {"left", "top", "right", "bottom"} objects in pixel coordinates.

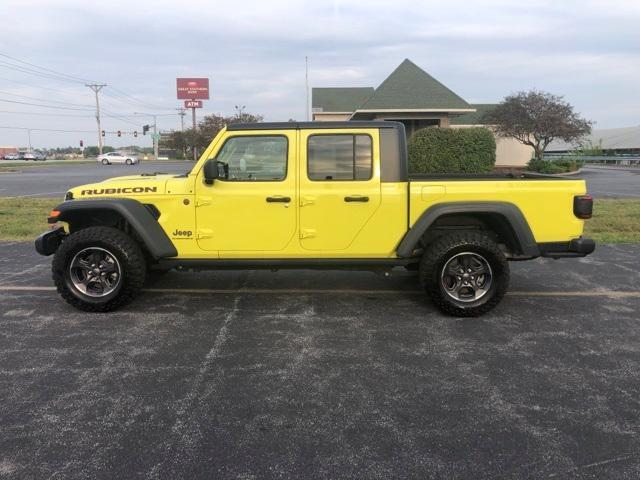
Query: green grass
[
  {"left": 0, "top": 197, "right": 57, "bottom": 241},
  {"left": 0, "top": 197, "right": 638, "bottom": 243},
  {"left": 585, "top": 199, "right": 640, "bottom": 243}
]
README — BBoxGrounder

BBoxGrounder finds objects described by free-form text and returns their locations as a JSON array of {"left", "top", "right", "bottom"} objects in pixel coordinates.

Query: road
[
  {"left": 1, "top": 162, "right": 639, "bottom": 199},
  {"left": 577, "top": 166, "right": 640, "bottom": 198},
  {"left": 0, "top": 161, "right": 194, "bottom": 198},
  {"left": 1, "top": 242, "right": 639, "bottom": 479}
]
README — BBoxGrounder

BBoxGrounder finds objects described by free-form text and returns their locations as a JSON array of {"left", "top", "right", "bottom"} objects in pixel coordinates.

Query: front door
[
  {"left": 195, "top": 132, "right": 297, "bottom": 253},
  {"left": 298, "top": 129, "right": 381, "bottom": 251}
]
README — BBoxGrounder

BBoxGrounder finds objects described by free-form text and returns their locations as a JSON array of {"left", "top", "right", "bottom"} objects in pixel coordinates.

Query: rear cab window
[{"left": 307, "top": 134, "right": 372, "bottom": 181}]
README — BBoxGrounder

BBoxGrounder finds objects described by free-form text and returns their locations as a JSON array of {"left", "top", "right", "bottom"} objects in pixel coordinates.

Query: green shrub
[
  {"left": 527, "top": 157, "right": 584, "bottom": 174},
  {"left": 408, "top": 127, "right": 496, "bottom": 174}
]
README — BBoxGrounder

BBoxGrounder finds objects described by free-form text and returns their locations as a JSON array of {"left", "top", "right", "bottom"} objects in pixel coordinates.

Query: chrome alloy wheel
[
  {"left": 440, "top": 252, "right": 493, "bottom": 302},
  {"left": 69, "top": 247, "right": 121, "bottom": 297}
]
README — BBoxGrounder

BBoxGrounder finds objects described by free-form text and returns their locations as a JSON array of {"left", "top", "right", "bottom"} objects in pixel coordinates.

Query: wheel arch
[
  {"left": 396, "top": 202, "right": 540, "bottom": 258},
  {"left": 53, "top": 198, "right": 177, "bottom": 259}
]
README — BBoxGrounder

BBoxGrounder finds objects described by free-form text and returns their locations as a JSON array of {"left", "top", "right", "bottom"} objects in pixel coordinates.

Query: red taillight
[{"left": 574, "top": 195, "right": 593, "bottom": 219}]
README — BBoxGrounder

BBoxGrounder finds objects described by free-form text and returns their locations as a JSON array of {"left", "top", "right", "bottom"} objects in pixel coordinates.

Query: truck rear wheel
[
  {"left": 419, "top": 233, "right": 509, "bottom": 317},
  {"left": 52, "top": 226, "right": 146, "bottom": 312}
]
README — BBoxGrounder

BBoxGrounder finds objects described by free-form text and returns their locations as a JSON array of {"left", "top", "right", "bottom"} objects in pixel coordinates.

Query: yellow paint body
[{"left": 67, "top": 126, "right": 587, "bottom": 259}]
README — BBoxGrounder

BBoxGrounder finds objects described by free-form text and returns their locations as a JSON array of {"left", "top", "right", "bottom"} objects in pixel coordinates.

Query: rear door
[{"left": 298, "top": 129, "right": 381, "bottom": 251}]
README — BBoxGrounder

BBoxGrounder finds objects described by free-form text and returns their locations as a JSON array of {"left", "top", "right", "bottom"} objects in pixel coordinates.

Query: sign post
[{"left": 177, "top": 78, "right": 210, "bottom": 161}]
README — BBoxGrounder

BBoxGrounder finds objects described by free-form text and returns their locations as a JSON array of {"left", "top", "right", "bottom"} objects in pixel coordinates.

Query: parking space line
[{"left": 0, "top": 285, "right": 639, "bottom": 297}]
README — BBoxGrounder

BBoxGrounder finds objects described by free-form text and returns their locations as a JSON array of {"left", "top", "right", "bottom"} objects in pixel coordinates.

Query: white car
[{"left": 97, "top": 152, "right": 139, "bottom": 165}]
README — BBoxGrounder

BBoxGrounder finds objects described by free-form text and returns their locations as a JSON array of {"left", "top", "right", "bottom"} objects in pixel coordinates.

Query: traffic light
[
  {"left": 80, "top": 140, "right": 83, "bottom": 147},
  {"left": 117, "top": 130, "right": 121, "bottom": 137},
  {"left": 101, "top": 130, "right": 105, "bottom": 137},
  {"left": 142, "top": 125, "right": 150, "bottom": 136},
  {"left": 133, "top": 131, "right": 138, "bottom": 138}
]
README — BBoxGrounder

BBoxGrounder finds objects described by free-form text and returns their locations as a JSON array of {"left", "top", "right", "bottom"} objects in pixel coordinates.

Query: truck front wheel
[
  {"left": 419, "top": 233, "right": 509, "bottom": 317},
  {"left": 52, "top": 226, "right": 146, "bottom": 312}
]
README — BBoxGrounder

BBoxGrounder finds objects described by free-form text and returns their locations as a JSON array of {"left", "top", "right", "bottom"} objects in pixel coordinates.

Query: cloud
[{"left": 0, "top": 0, "right": 638, "bottom": 146}]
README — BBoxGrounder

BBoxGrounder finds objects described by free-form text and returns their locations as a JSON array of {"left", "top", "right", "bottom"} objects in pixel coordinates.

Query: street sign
[
  {"left": 177, "top": 78, "right": 209, "bottom": 99},
  {"left": 184, "top": 100, "right": 203, "bottom": 108},
  {"left": 151, "top": 133, "right": 161, "bottom": 141}
]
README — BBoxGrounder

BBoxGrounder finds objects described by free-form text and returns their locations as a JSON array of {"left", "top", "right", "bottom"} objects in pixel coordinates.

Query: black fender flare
[
  {"left": 396, "top": 202, "right": 540, "bottom": 258},
  {"left": 52, "top": 198, "right": 178, "bottom": 259}
]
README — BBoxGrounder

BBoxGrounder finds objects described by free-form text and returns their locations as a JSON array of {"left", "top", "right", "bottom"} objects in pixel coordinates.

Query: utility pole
[
  {"left": 152, "top": 114, "right": 158, "bottom": 160},
  {"left": 177, "top": 107, "right": 187, "bottom": 159},
  {"left": 27, "top": 128, "right": 32, "bottom": 152},
  {"left": 305, "top": 56, "right": 310, "bottom": 121},
  {"left": 86, "top": 83, "right": 107, "bottom": 155},
  {"left": 176, "top": 108, "right": 186, "bottom": 132}
]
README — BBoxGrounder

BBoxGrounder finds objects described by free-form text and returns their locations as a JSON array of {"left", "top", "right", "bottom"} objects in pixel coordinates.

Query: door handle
[
  {"left": 266, "top": 196, "right": 291, "bottom": 203},
  {"left": 344, "top": 196, "right": 369, "bottom": 203}
]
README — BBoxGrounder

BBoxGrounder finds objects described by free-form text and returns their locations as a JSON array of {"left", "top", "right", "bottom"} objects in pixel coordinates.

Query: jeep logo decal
[
  {"left": 80, "top": 187, "right": 157, "bottom": 195},
  {"left": 172, "top": 229, "right": 192, "bottom": 237}
]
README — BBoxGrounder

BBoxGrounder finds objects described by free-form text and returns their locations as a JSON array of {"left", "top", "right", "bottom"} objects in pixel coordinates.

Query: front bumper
[
  {"left": 539, "top": 237, "right": 596, "bottom": 259},
  {"left": 34, "top": 227, "right": 66, "bottom": 256}
]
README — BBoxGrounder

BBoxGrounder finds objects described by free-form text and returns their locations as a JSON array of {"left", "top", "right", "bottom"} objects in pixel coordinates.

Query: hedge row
[{"left": 408, "top": 127, "right": 496, "bottom": 174}]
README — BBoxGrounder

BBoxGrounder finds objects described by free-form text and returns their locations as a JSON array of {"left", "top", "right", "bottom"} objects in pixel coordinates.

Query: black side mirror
[{"left": 203, "top": 160, "right": 227, "bottom": 185}]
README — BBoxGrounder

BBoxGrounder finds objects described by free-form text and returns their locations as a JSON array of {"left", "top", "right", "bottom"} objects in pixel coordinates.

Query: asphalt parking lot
[
  {"left": 577, "top": 166, "right": 640, "bottom": 198},
  {"left": 1, "top": 242, "right": 639, "bottom": 479}
]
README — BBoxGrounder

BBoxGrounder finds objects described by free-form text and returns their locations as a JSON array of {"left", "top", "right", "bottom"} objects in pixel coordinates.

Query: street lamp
[{"left": 234, "top": 105, "right": 246, "bottom": 121}]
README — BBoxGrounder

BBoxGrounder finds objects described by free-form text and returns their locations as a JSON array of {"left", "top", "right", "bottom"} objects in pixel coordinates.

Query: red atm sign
[
  {"left": 176, "top": 78, "right": 209, "bottom": 99},
  {"left": 184, "top": 100, "right": 203, "bottom": 108}
]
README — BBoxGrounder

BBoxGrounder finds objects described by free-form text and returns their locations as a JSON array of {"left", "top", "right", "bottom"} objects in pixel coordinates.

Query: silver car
[{"left": 97, "top": 152, "right": 139, "bottom": 165}]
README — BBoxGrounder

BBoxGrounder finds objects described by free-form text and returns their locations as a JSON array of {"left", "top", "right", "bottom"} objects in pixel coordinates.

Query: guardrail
[{"left": 545, "top": 154, "right": 640, "bottom": 167}]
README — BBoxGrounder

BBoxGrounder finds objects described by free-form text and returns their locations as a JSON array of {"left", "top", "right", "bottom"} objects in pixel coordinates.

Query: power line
[
  {"left": 0, "top": 125, "right": 96, "bottom": 133},
  {"left": 0, "top": 52, "right": 96, "bottom": 84},
  {"left": 0, "top": 109, "right": 94, "bottom": 117},
  {"left": 103, "top": 88, "right": 175, "bottom": 111},
  {"left": 0, "top": 89, "right": 94, "bottom": 108},
  {"left": 0, "top": 98, "right": 94, "bottom": 111}
]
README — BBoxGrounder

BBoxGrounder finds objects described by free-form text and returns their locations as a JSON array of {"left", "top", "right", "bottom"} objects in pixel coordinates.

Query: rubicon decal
[{"left": 80, "top": 187, "right": 157, "bottom": 195}]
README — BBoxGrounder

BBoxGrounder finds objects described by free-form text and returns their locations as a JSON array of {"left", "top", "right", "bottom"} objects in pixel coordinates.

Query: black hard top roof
[{"left": 226, "top": 121, "right": 403, "bottom": 131}]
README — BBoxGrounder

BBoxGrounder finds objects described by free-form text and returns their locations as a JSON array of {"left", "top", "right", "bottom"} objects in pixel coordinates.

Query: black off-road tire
[
  {"left": 419, "top": 232, "right": 509, "bottom": 317},
  {"left": 52, "top": 226, "right": 146, "bottom": 312}
]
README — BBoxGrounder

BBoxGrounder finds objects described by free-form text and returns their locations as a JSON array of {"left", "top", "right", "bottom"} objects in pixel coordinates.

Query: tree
[
  {"left": 162, "top": 111, "right": 264, "bottom": 157},
  {"left": 482, "top": 90, "right": 592, "bottom": 161}
]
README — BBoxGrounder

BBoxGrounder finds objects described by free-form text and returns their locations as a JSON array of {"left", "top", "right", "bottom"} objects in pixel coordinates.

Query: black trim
[
  {"left": 226, "top": 121, "right": 403, "bottom": 131},
  {"left": 34, "top": 227, "right": 66, "bottom": 256},
  {"left": 396, "top": 202, "right": 539, "bottom": 258},
  {"left": 50, "top": 198, "right": 178, "bottom": 259},
  {"left": 344, "top": 196, "right": 369, "bottom": 202},
  {"left": 266, "top": 196, "right": 291, "bottom": 203},
  {"left": 539, "top": 238, "right": 595, "bottom": 258},
  {"left": 156, "top": 257, "right": 414, "bottom": 271},
  {"left": 380, "top": 124, "right": 408, "bottom": 182},
  {"left": 409, "top": 172, "right": 569, "bottom": 180}
]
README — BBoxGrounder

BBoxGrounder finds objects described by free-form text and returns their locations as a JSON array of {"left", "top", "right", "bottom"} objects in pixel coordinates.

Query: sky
[{"left": 0, "top": 0, "right": 638, "bottom": 149}]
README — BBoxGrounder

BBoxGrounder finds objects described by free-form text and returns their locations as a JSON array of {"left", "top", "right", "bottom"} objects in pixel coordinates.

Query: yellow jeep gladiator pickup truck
[{"left": 35, "top": 121, "right": 594, "bottom": 316}]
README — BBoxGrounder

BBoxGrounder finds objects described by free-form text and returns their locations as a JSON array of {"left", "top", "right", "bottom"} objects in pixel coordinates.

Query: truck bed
[{"left": 408, "top": 177, "right": 587, "bottom": 244}]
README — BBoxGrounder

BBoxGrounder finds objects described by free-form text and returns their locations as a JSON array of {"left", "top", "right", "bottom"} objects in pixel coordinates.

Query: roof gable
[
  {"left": 312, "top": 87, "right": 374, "bottom": 113},
  {"left": 358, "top": 59, "right": 470, "bottom": 110}
]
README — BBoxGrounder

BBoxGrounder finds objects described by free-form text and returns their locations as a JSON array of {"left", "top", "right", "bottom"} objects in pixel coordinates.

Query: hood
[{"left": 68, "top": 174, "right": 174, "bottom": 199}]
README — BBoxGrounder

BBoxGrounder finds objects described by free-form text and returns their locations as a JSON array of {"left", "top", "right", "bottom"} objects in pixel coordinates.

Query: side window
[
  {"left": 307, "top": 134, "right": 372, "bottom": 181},
  {"left": 215, "top": 136, "right": 287, "bottom": 181}
]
